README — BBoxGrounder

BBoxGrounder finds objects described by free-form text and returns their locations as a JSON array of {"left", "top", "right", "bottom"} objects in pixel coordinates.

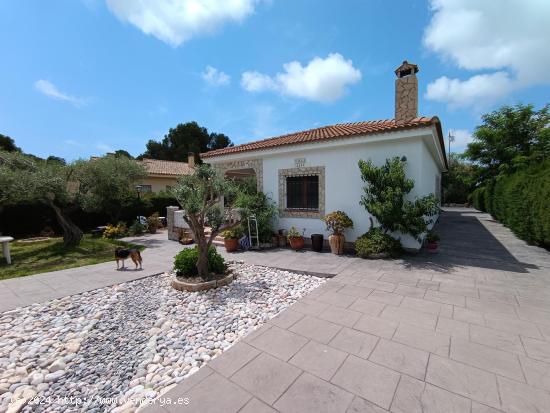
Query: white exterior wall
[{"left": 207, "top": 128, "right": 445, "bottom": 250}]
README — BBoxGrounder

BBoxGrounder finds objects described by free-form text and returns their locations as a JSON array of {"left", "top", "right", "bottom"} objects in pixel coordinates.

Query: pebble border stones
[{"left": 0, "top": 264, "right": 324, "bottom": 413}]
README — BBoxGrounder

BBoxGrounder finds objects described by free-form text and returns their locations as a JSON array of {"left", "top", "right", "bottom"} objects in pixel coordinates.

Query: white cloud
[
  {"left": 106, "top": 0, "right": 259, "bottom": 47},
  {"left": 201, "top": 65, "right": 231, "bottom": 86},
  {"left": 425, "top": 72, "right": 516, "bottom": 108},
  {"left": 448, "top": 129, "right": 473, "bottom": 152},
  {"left": 241, "top": 53, "right": 361, "bottom": 103},
  {"left": 424, "top": 0, "right": 550, "bottom": 107},
  {"left": 34, "top": 80, "right": 86, "bottom": 107}
]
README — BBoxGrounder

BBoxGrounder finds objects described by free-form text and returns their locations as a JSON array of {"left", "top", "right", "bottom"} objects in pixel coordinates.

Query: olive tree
[
  {"left": 172, "top": 164, "right": 234, "bottom": 279},
  {"left": 358, "top": 157, "right": 439, "bottom": 241}
]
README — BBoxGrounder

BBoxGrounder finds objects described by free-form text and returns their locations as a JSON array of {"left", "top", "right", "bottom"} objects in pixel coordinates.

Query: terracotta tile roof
[
  {"left": 141, "top": 158, "right": 194, "bottom": 176},
  {"left": 201, "top": 117, "right": 443, "bottom": 159}
]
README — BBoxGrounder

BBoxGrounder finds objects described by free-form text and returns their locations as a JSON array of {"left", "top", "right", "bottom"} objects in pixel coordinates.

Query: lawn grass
[{"left": 0, "top": 235, "right": 145, "bottom": 280}]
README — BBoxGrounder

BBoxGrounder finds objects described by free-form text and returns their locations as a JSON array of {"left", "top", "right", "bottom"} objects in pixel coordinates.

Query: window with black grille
[{"left": 286, "top": 175, "right": 319, "bottom": 210}]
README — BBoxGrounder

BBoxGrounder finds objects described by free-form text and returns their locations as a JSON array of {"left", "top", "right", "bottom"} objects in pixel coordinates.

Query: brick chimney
[
  {"left": 395, "top": 60, "right": 419, "bottom": 124},
  {"left": 188, "top": 152, "right": 195, "bottom": 168}
]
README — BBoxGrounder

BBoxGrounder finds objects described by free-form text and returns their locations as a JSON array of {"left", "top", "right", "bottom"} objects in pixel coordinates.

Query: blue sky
[{"left": 1, "top": 0, "right": 549, "bottom": 160}]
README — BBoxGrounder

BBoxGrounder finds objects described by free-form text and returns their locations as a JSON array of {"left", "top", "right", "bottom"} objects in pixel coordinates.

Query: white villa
[{"left": 201, "top": 61, "right": 447, "bottom": 250}]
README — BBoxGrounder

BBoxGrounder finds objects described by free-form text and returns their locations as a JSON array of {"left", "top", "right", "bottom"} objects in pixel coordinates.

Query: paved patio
[
  {"left": 144, "top": 209, "right": 550, "bottom": 413},
  {"left": 1, "top": 208, "right": 550, "bottom": 413}
]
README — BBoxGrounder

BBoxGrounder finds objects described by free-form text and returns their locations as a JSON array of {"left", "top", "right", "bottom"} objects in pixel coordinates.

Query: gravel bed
[{"left": 0, "top": 264, "right": 324, "bottom": 412}]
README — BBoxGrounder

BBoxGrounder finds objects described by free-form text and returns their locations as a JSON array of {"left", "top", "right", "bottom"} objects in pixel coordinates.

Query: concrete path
[{"left": 143, "top": 209, "right": 550, "bottom": 413}]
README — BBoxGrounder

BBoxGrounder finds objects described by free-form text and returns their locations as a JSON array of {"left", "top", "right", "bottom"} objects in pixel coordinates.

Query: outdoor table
[{"left": 0, "top": 236, "right": 14, "bottom": 265}]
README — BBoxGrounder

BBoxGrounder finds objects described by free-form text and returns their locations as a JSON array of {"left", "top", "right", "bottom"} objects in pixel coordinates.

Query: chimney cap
[{"left": 395, "top": 60, "right": 419, "bottom": 78}]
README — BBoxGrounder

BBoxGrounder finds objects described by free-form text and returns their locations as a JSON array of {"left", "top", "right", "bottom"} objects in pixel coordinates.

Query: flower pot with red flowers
[
  {"left": 323, "top": 211, "right": 354, "bottom": 255},
  {"left": 426, "top": 231, "right": 440, "bottom": 252},
  {"left": 287, "top": 226, "right": 305, "bottom": 251},
  {"left": 221, "top": 226, "right": 244, "bottom": 253}
]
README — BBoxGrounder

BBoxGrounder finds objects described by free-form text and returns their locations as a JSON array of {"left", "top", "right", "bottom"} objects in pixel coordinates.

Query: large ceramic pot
[
  {"left": 224, "top": 238, "right": 239, "bottom": 252},
  {"left": 289, "top": 236, "right": 304, "bottom": 251},
  {"left": 329, "top": 233, "right": 345, "bottom": 255}
]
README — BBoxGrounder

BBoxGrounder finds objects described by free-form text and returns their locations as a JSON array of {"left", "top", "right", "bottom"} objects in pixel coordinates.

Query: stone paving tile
[
  {"left": 393, "top": 285, "right": 426, "bottom": 299},
  {"left": 400, "top": 296, "right": 453, "bottom": 317},
  {"left": 391, "top": 375, "right": 471, "bottom": 413},
  {"left": 289, "top": 315, "right": 342, "bottom": 344},
  {"left": 348, "top": 298, "right": 385, "bottom": 316},
  {"left": 417, "top": 280, "right": 439, "bottom": 290},
  {"left": 438, "top": 281, "right": 479, "bottom": 298},
  {"left": 346, "top": 396, "right": 389, "bottom": 412},
  {"left": 378, "top": 273, "right": 421, "bottom": 287},
  {"left": 353, "top": 314, "right": 398, "bottom": 339},
  {"left": 331, "top": 355, "right": 400, "bottom": 410},
  {"left": 337, "top": 284, "right": 374, "bottom": 298},
  {"left": 290, "top": 298, "right": 330, "bottom": 316},
  {"left": 453, "top": 306, "right": 486, "bottom": 326},
  {"left": 289, "top": 341, "right": 348, "bottom": 381},
  {"left": 436, "top": 317, "right": 470, "bottom": 339},
  {"left": 519, "top": 355, "right": 550, "bottom": 392},
  {"left": 231, "top": 353, "right": 302, "bottom": 405},
  {"left": 369, "top": 338, "right": 429, "bottom": 380},
  {"left": 248, "top": 325, "right": 308, "bottom": 361},
  {"left": 537, "top": 322, "right": 550, "bottom": 340},
  {"left": 393, "top": 324, "right": 450, "bottom": 356},
  {"left": 426, "top": 355, "right": 500, "bottom": 409},
  {"left": 164, "top": 371, "right": 252, "bottom": 413},
  {"left": 329, "top": 327, "right": 379, "bottom": 359},
  {"left": 315, "top": 290, "right": 358, "bottom": 308},
  {"left": 357, "top": 279, "right": 397, "bottom": 292},
  {"left": 450, "top": 337, "right": 524, "bottom": 381},
  {"left": 517, "top": 296, "right": 550, "bottom": 312},
  {"left": 208, "top": 342, "right": 260, "bottom": 378},
  {"left": 469, "top": 324, "right": 525, "bottom": 355},
  {"left": 515, "top": 306, "right": 550, "bottom": 325},
  {"left": 368, "top": 290, "right": 404, "bottom": 306},
  {"left": 521, "top": 337, "right": 550, "bottom": 363},
  {"left": 425, "top": 290, "right": 466, "bottom": 307},
  {"left": 274, "top": 372, "right": 354, "bottom": 413},
  {"left": 471, "top": 402, "right": 505, "bottom": 413},
  {"left": 478, "top": 290, "right": 518, "bottom": 305},
  {"left": 318, "top": 305, "right": 362, "bottom": 328},
  {"left": 466, "top": 297, "right": 517, "bottom": 318},
  {"left": 269, "top": 308, "right": 305, "bottom": 329},
  {"left": 484, "top": 313, "right": 543, "bottom": 339},
  {"left": 498, "top": 375, "right": 550, "bottom": 413},
  {"left": 239, "top": 398, "right": 278, "bottom": 413},
  {"left": 380, "top": 305, "right": 437, "bottom": 330}
]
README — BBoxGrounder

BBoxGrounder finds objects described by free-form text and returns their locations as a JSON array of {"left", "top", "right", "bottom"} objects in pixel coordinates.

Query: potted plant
[
  {"left": 220, "top": 226, "right": 243, "bottom": 252},
  {"left": 323, "top": 211, "right": 353, "bottom": 255},
  {"left": 287, "top": 226, "right": 305, "bottom": 251},
  {"left": 147, "top": 213, "right": 162, "bottom": 234},
  {"left": 426, "top": 231, "right": 440, "bottom": 252}
]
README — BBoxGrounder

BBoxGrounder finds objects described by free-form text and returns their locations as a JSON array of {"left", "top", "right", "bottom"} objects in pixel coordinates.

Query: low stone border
[{"left": 170, "top": 271, "right": 235, "bottom": 292}]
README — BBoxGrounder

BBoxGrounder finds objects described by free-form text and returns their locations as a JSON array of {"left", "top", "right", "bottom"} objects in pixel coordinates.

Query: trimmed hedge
[{"left": 471, "top": 161, "right": 550, "bottom": 248}]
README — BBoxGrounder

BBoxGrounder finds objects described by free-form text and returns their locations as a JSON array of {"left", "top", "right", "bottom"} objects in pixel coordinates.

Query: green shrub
[
  {"left": 146, "top": 212, "right": 162, "bottom": 233},
  {"left": 173, "top": 246, "right": 225, "bottom": 278},
  {"left": 474, "top": 161, "right": 550, "bottom": 248},
  {"left": 102, "top": 222, "right": 128, "bottom": 239},
  {"left": 128, "top": 220, "right": 145, "bottom": 236},
  {"left": 355, "top": 228, "right": 402, "bottom": 258},
  {"left": 323, "top": 211, "right": 353, "bottom": 234}
]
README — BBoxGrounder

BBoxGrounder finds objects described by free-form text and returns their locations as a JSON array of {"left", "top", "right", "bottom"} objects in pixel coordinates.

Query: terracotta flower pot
[
  {"left": 329, "top": 233, "right": 345, "bottom": 255},
  {"left": 289, "top": 236, "right": 304, "bottom": 251},
  {"left": 427, "top": 241, "right": 439, "bottom": 252},
  {"left": 224, "top": 238, "right": 239, "bottom": 252}
]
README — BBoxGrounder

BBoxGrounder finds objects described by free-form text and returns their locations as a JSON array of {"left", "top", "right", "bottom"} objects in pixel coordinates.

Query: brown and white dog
[{"left": 115, "top": 247, "right": 142, "bottom": 270}]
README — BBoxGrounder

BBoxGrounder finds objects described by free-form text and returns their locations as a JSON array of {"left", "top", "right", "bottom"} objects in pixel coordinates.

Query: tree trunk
[
  {"left": 196, "top": 236, "right": 210, "bottom": 280},
  {"left": 48, "top": 201, "right": 83, "bottom": 247}
]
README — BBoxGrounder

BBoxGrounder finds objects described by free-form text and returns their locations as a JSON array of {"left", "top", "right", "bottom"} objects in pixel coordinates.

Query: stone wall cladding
[
  {"left": 212, "top": 159, "right": 263, "bottom": 191},
  {"left": 278, "top": 166, "right": 325, "bottom": 219},
  {"left": 395, "top": 75, "right": 418, "bottom": 124}
]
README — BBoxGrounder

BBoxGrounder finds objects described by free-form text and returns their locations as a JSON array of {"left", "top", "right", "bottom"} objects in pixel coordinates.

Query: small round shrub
[
  {"left": 355, "top": 227, "right": 402, "bottom": 258},
  {"left": 128, "top": 220, "right": 145, "bottom": 236},
  {"left": 103, "top": 222, "right": 128, "bottom": 239},
  {"left": 323, "top": 211, "right": 353, "bottom": 234},
  {"left": 173, "top": 246, "right": 225, "bottom": 278}
]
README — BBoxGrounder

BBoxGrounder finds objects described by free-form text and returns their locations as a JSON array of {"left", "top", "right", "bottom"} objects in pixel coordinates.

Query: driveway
[{"left": 144, "top": 208, "right": 550, "bottom": 413}]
